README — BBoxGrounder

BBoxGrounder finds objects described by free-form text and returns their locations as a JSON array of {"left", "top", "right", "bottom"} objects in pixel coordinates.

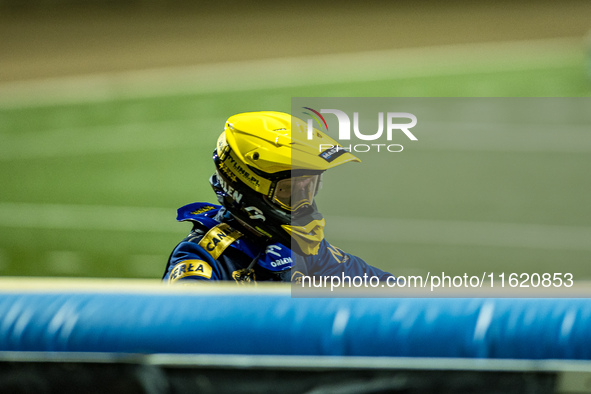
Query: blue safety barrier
[{"left": 1, "top": 291, "right": 590, "bottom": 359}]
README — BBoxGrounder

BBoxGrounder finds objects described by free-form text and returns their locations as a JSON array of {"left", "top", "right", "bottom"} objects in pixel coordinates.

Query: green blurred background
[{"left": 0, "top": 0, "right": 590, "bottom": 279}]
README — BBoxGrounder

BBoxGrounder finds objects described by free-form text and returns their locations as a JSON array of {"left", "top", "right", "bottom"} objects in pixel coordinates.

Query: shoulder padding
[{"left": 176, "top": 202, "right": 222, "bottom": 230}]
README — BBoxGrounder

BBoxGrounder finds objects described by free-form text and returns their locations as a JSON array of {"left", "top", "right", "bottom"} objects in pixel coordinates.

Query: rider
[{"left": 162, "top": 111, "right": 394, "bottom": 284}]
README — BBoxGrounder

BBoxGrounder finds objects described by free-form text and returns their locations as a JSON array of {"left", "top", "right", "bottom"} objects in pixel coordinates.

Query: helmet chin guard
[
  {"left": 209, "top": 111, "right": 360, "bottom": 255},
  {"left": 282, "top": 211, "right": 326, "bottom": 255}
]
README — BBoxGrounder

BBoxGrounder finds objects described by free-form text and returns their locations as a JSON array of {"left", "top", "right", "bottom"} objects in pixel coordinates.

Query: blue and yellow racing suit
[{"left": 162, "top": 202, "right": 394, "bottom": 284}]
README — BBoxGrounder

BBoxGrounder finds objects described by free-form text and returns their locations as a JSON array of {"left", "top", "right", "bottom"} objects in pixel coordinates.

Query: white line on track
[
  {"left": 46, "top": 250, "right": 84, "bottom": 274},
  {"left": 0, "top": 277, "right": 285, "bottom": 293},
  {"left": 416, "top": 120, "right": 591, "bottom": 153},
  {"left": 0, "top": 201, "right": 590, "bottom": 252},
  {"left": 0, "top": 249, "right": 6, "bottom": 271},
  {"left": 0, "top": 202, "right": 180, "bottom": 233},
  {"left": 326, "top": 215, "right": 591, "bottom": 252},
  {"left": 0, "top": 118, "right": 218, "bottom": 161},
  {"left": 0, "top": 37, "right": 583, "bottom": 108},
  {"left": 128, "top": 254, "right": 170, "bottom": 278},
  {"left": 1, "top": 117, "right": 590, "bottom": 161}
]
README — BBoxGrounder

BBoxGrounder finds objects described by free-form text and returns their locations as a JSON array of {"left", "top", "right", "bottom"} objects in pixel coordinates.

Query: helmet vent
[{"left": 253, "top": 152, "right": 260, "bottom": 160}]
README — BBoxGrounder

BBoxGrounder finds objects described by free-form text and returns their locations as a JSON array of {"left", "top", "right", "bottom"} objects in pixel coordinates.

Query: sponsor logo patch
[
  {"left": 169, "top": 259, "right": 213, "bottom": 283},
  {"left": 319, "top": 146, "right": 347, "bottom": 163},
  {"left": 221, "top": 150, "right": 272, "bottom": 194},
  {"left": 198, "top": 223, "right": 242, "bottom": 260},
  {"left": 190, "top": 205, "right": 215, "bottom": 215},
  {"left": 232, "top": 268, "right": 256, "bottom": 284}
]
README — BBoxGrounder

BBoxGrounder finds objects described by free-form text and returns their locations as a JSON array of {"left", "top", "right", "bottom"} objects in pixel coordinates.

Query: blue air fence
[{"left": 2, "top": 283, "right": 591, "bottom": 393}]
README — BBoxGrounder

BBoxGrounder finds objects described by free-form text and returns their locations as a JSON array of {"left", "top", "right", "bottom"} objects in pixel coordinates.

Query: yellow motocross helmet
[{"left": 211, "top": 111, "right": 359, "bottom": 255}]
